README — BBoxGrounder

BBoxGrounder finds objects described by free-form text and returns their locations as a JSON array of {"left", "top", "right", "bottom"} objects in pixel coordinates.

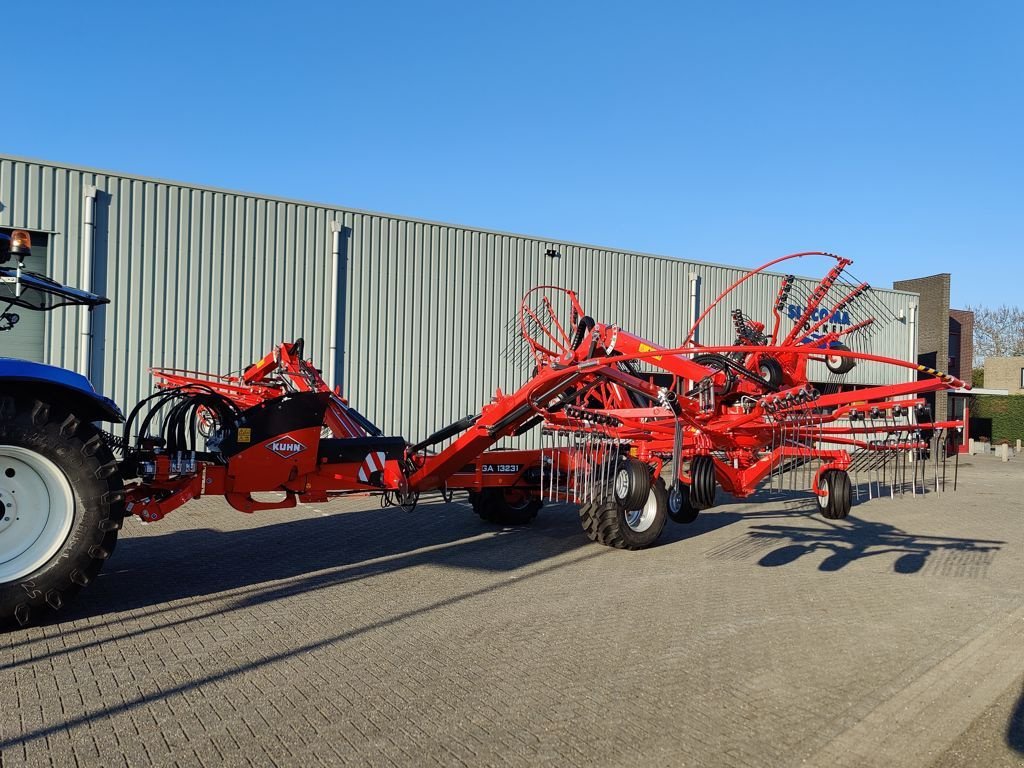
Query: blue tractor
[{"left": 0, "top": 230, "right": 125, "bottom": 627}]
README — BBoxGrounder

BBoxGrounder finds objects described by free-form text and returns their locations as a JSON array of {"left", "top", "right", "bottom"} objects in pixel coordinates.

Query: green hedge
[{"left": 972, "top": 394, "right": 1024, "bottom": 443}]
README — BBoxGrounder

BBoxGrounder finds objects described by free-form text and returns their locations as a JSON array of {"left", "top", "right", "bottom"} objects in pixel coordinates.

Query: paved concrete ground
[{"left": 1, "top": 457, "right": 1022, "bottom": 767}]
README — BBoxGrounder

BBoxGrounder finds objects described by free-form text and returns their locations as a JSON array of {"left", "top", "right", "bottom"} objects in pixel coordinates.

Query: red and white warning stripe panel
[{"left": 357, "top": 451, "right": 388, "bottom": 484}]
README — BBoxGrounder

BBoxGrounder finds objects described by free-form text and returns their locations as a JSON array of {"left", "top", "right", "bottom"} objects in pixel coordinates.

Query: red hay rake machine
[
  {"left": 124, "top": 251, "right": 967, "bottom": 554},
  {"left": 0, "top": 242, "right": 973, "bottom": 625}
]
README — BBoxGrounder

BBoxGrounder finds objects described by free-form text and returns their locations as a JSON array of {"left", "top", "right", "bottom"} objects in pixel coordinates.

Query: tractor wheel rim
[
  {"left": 625, "top": 488, "right": 658, "bottom": 532},
  {"left": 0, "top": 446, "right": 75, "bottom": 583}
]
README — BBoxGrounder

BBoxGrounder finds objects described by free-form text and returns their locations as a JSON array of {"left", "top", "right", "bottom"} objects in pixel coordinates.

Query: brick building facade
[
  {"left": 892, "top": 274, "right": 973, "bottom": 423},
  {"left": 984, "top": 356, "right": 1024, "bottom": 394}
]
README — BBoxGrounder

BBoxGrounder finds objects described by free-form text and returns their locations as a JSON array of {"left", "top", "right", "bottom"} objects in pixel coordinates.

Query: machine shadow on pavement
[
  {"left": 750, "top": 515, "right": 1004, "bottom": 573},
  {"left": 1009, "top": 683, "right": 1024, "bottom": 754},
  {"left": 43, "top": 496, "right": 816, "bottom": 628},
  {"left": 42, "top": 499, "right": 593, "bottom": 625}
]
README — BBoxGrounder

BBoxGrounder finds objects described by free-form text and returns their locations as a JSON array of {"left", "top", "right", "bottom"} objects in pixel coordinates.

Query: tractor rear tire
[
  {"left": 578, "top": 479, "right": 667, "bottom": 550},
  {"left": 817, "top": 469, "right": 852, "bottom": 520},
  {"left": 470, "top": 488, "right": 541, "bottom": 526},
  {"left": 0, "top": 398, "right": 125, "bottom": 627}
]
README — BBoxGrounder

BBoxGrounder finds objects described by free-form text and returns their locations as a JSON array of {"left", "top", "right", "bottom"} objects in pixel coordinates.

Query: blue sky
[{"left": 7, "top": 1, "right": 1021, "bottom": 307}]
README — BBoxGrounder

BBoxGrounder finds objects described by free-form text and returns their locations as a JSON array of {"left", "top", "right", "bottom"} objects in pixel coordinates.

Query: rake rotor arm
[
  {"left": 593, "top": 324, "right": 722, "bottom": 384},
  {"left": 684, "top": 251, "right": 848, "bottom": 345},
  {"left": 790, "top": 282, "right": 870, "bottom": 347},
  {"left": 780, "top": 261, "right": 850, "bottom": 347}
]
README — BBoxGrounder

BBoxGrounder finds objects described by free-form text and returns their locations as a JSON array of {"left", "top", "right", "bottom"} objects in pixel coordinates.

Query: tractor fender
[{"left": 0, "top": 358, "right": 123, "bottom": 423}]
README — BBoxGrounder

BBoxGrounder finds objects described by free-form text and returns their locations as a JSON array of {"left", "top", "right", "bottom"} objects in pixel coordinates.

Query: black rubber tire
[
  {"left": 756, "top": 356, "right": 785, "bottom": 389},
  {"left": 667, "top": 480, "right": 699, "bottom": 524},
  {"left": 578, "top": 479, "right": 667, "bottom": 550},
  {"left": 0, "top": 397, "right": 125, "bottom": 627},
  {"left": 470, "top": 488, "right": 541, "bottom": 526},
  {"left": 825, "top": 343, "right": 856, "bottom": 375},
  {"left": 577, "top": 500, "right": 602, "bottom": 543},
  {"left": 817, "top": 469, "right": 852, "bottom": 520},
  {"left": 612, "top": 457, "right": 651, "bottom": 510},
  {"left": 689, "top": 455, "right": 717, "bottom": 510}
]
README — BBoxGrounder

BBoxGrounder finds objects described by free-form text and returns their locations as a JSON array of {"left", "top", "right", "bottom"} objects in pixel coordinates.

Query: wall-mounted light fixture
[{"left": 545, "top": 248, "right": 561, "bottom": 259}]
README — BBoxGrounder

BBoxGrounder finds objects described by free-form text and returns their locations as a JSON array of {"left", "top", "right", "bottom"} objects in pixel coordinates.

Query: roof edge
[{"left": 0, "top": 152, "right": 919, "bottom": 297}]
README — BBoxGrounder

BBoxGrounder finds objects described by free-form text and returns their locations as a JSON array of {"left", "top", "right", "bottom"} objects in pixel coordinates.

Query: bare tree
[{"left": 969, "top": 304, "right": 1024, "bottom": 365}]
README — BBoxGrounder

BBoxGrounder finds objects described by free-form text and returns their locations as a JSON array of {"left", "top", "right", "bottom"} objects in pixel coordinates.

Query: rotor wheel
[
  {"left": 816, "top": 469, "right": 852, "bottom": 520},
  {"left": 825, "top": 343, "right": 856, "bottom": 375},
  {"left": 667, "top": 481, "right": 699, "bottom": 524},
  {"left": 756, "top": 355, "right": 785, "bottom": 389},
  {"left": 689, "top": 455, "right": 717, "bottom": 510}
]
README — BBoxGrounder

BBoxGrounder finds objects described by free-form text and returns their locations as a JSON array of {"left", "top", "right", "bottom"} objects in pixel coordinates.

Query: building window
[{"left": 1020, "top": 368, "right": 1024, "bottom": 389}]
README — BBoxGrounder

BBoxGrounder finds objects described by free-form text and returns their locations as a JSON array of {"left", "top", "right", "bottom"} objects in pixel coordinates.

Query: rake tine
[
  {"left": 599, "top": 437, "right": 607, "bottom": 505},
  {"left": 540, "top": 431, "right": 546, "bottom": 503},
  {"left": 953, "top": 441, "right": 960, "bottom": 492}
]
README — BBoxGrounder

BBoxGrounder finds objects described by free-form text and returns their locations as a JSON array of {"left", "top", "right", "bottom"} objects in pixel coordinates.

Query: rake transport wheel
[
  {"left": 0, "top": 398, "right": 125, "bottom": 627},
  {"left": 689, "top": 455, "right": 718, "bottom": 510},
  {"left": 612, "top": 457, "right": 652, "bottom": 510},
  {"left": 470, "top": 488, "right": 541, "bottom": 526},
  {"left": 817, "top": 469, "right": 852, "bottom": 520},
  {"left": 756, "top": 356, "right": 785, "bottom": 389},
  {"left": 578, "top": 479, "right": 668, "bottom": 550}
]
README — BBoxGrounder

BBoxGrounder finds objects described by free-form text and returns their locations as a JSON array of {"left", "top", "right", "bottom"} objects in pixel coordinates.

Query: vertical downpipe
[
  {"left": 907, "top": 304, "right": 918, "bottom": 382},
  {"left": 688, "top": 271, "right": 700, "bottom": 343},
  {"left": 328, "top": 221, "right": 341, "bottom": 389},
  {"left": 78, "top": 186, "right": 97, "bottom": 378},
  {"left": 688, "top": 271, "right": 700, "bottom": 391}
]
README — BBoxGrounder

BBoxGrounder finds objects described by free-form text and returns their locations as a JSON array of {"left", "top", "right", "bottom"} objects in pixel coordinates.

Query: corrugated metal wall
[{"left": 0, "top": 155, "right": 918, "bottom": 444}]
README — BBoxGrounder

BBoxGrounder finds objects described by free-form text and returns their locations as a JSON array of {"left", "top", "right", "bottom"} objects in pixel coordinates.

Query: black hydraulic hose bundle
[{"left": 122, "top": 384, "right": 241, "bottom": 456}]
